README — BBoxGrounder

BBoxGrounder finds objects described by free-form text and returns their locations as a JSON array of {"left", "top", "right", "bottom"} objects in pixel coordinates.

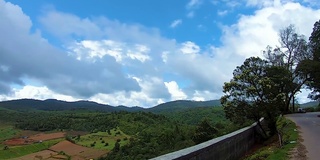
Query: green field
[
  {"left": 74, "top": 127, "right": 130, "bottom": 151},
  {"left": 0, "top": 124, "right": 20, "bottom": 141},
  {"left": 0, "top": 138, "right": 63, "bottom": 159},
  {"left": 0, "top": 124, "right": 21, "bottom": 149}
]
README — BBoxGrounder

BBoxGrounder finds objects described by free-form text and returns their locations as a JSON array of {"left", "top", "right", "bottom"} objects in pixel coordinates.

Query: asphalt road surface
[{"left": 286, "top": 112, "right": 320, "bottom": 160}]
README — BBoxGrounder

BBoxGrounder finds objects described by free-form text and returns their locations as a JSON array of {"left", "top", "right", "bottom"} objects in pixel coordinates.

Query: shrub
[
  {"left": 305, "top": 107, "right": 315, "bottom": 112},
  {"left": 3, "top": 146, "right": 9, "bottom": 150}
]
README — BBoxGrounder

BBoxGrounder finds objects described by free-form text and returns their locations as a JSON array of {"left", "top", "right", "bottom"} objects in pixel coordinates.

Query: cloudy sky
[{"left": 0, "top": 0, "right": 319, "bottom": 107}]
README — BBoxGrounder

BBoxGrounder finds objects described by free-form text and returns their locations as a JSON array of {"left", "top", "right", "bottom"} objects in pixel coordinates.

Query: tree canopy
[
  {"left": 263, "top": 25, "right": 311, "bottom": 112},
  {"left": 297, "top": 20, "right": 320, "bottom": 101},
  {"left": 221, "top": 57, "right": 284, "bottom": 134}
]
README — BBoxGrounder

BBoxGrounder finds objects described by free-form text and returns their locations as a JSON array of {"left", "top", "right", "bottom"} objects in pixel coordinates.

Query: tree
[
  {"left": 113, "top": 141, "right": 120, "bottom": 152},
  {"left": 3, "top": 145, "right": 9, "bottom": 150},
  {"left": 264, "top": 25, "right": 311, "bottom": 112},
  {"left": 221, "top": 57, "right": 283, "bottom": 135},
  {"left": 192, "top": 119, "right": 217, "bottom": 144},
  {"left": 297, "top": 20, "right": 320, "bottom": 101}
]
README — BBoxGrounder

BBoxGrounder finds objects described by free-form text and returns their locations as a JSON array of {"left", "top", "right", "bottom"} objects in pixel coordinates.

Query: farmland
[
  {"left": 0, "top": 130, "right": 110, "bottom": 159},
  {"left": 0, "top": 138, "right": 62, "bottom": 159}
]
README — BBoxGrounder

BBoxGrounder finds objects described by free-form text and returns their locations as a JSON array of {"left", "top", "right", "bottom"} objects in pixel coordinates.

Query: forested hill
[
  {"left": 0, "top": 99, "right": 124, "bottom": 112},
  {"left": 0, "top": 99, "right": 220, "bottom": 112},
  {"left": 148, "top": 100, "right": 221, "bottom": 113},
  {"left": 299, "top": 101, "right": 319, "bottom": 108}
]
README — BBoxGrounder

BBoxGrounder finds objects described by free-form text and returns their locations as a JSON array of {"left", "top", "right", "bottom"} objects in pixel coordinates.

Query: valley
[{"left": 0, "top": 99, "right": 237, "bottom": 160}]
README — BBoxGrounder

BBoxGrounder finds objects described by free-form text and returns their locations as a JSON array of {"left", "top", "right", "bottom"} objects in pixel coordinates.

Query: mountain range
[
  {"left": 0, "top": 98, "right": 317, "bottom": 113},
  {"left": 0, "top": 99, "right": 222, "bottom": 113}
]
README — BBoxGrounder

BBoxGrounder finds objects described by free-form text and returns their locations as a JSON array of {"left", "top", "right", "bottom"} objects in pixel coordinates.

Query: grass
[
  {"left": 0, "top": 138, "right": 63, "bottom": 159},
  {"left": 0, "top": 124, "right": 20, "bottom": 141},
  {"left": 74, "top": 127, "right": 130, "bottom": 151},
  {"left": 244, "top": 116, "right": 298, "bottom": 160},
  {"left": 0, "top": 124, "right": 21, "bottom": 148}
]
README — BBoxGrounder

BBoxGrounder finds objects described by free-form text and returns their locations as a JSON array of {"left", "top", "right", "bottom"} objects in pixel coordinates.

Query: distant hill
[
  {"left": 0, "top": 99, "right": 129, "bottom": 112},
  {"left": 299, "top": 101, "right": 319, "bottom": 108},
  {"left": 148, "top": 100, "right": 221, "bottom": 113},
  {"left": 0, "top": 99, "right": 221, "bottom": 113}
]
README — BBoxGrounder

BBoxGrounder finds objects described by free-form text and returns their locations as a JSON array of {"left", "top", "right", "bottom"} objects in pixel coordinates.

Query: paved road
[{"left": 286, "top": 112, "right": 320, "bottom": 160}]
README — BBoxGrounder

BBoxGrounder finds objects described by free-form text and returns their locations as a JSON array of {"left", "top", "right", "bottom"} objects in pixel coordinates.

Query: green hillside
[
  {"left": 148, "top": 99, "right": 221, "bottom": 113},
  {"left": 299, "top": 101, "right": 319, "bottom": 108}
]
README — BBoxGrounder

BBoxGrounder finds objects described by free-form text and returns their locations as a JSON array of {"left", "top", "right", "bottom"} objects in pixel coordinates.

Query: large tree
[
  {"left": 221, "top": 57, "right": 285, "bottom": 135},
  {"left": 263, "top": 25, "right": 311, "bottom": 112},
  {"left": 297, "top": 20, "right": 320, "bottom": 101}
]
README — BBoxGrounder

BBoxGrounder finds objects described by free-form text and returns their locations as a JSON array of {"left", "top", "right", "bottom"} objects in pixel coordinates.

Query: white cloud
[
  {"left": 0, "top": 85, "right": 78, "bottom": 102},
  {"left": 165, "top": 81, "right": 187, "bottom": 100},
  {"left": 217, "top": 10, "right": 228, "bottom": 16},
  {"left": 127, "top": 45, "right": 151, "bottom": 62},
  {"left": 68, "top": 40, "right": 151, "bottom": 63},
  {"left": 170, "top": 19, "right": 182, "bottom": 28},
  {"left": 180, "top": 41, "right": 200, "bottom": 54},
  {"left": 186, "top": 0, "right": 202, "bottom": 9},
  {"left": 69, "top": 40, "right": 124, "bottom": 62},
  {"left": 296, "top": 89, "right": 313, "bottom": 104},
  {"left": 89, "top": 76, "right": 169, "bottom": 107},
  {"left": 246, "top": 0, "right": 278, "bottom": 7},
  {"left": 217, "top": 2, "right": 320, "bottom": 58},
  {"left": 38, "top": 10, "right": 102, "bottom": 40},
  {"left": 186, "top": 0, "right": 202, "bottom": 18},
  {"left": 192, "top": 90, "right": 221, "bottom": 101}
]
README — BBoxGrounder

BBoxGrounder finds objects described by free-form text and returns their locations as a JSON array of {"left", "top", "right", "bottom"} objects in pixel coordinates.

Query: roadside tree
[
  {"left": 263, "top": 25, "right": 311, "bottom": 112},
  {"left": 297, "top": 20, "right": 320, "bottom": 102},
  {"left": 221, "top": 57, "right": 285, "bottom": 135}
]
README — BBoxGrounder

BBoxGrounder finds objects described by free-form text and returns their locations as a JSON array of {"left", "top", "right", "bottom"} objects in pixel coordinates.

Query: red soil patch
[
  {"left": 49, "top": 140, "right": 108, "bottom": 159},
  {"left": 11, "top": 150, "right": 58, "bottom": 160},
  {"left": 29, "top": 132, "right": 66, "bottom": 141},
  {"left": 4, "top": 138, "right": 34, "bottom": 146},
  {"left": 4, "top": 132, "right": 65, "bottom": 146}
]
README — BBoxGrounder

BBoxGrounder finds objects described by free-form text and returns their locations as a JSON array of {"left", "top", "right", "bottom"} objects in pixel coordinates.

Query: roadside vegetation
[{"left": 243, "top": 117, "right": 298, "bottom": 160}]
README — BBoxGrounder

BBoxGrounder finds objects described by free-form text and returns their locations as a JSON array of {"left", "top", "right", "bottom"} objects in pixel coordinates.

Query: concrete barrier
[{"left": 151, "top": 119, "right": 264, "bottom": 160}]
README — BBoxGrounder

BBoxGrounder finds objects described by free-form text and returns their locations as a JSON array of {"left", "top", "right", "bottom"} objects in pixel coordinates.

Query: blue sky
[{"left": 0, "top": 0, "right": 320, "bottom": 107}]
